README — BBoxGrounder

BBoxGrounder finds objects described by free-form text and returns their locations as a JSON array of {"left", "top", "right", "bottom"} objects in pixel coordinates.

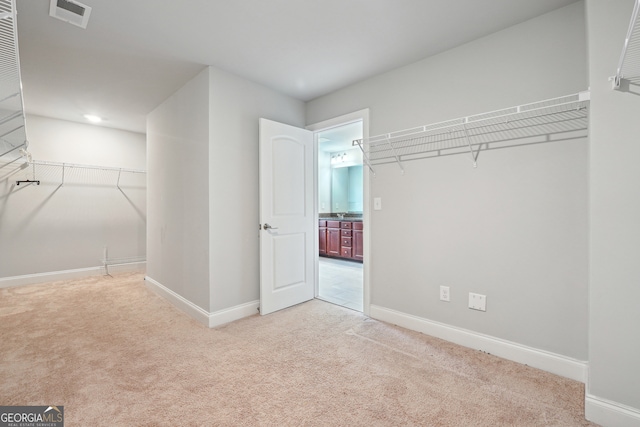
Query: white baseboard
[
  {"left": 586, "top": 394, "right": 640, "bottom": 427},
  {"left": 0, "top": 266, "right": 102, "bottom": 288},
  {"left": 207, "top": 300, "right": 260, "bottom": 328},
  {"left": 0, "top": 262, "right": 147, "bottom": 289},
  {"left": 144, "top": 275, "right": 259, "bottom": 328},
  {"left": 103, "top": 262, "right": 146, "bottom": 275},
  {"left": 369, "top": 304, "right": 588, "bottom": 383}
]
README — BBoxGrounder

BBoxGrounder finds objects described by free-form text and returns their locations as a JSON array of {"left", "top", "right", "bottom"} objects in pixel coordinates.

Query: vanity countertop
[{"left": 319, "top": 214, "right": 362, "bottom": 222}]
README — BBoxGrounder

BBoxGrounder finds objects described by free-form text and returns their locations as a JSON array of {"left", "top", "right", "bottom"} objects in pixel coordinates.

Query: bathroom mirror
[{"left": 331, "top": 165, "right": 363, "bottom": 214}]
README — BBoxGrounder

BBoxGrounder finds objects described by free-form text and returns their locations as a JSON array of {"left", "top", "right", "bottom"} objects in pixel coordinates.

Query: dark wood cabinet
[
  {"left": 318, "top": 220, "right": 327, "bottom": 255},
  {"left": 353, "top": 221, "right": 363, "bottom": 261},
  {"left": 319, "top": 219, "right": 362, "bottom": 262},
  {"left": 326, "top": 220, "right": 341, "bottom": 256}
]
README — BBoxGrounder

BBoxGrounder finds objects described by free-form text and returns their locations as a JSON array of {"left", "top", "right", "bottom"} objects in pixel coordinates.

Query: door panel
[{"left": 259, "top": 119, "right": 314, "bottom": 315}]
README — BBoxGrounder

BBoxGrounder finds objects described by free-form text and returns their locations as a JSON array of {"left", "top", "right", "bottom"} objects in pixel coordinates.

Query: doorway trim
[{"left": 307, "top": 109, "right": 371, "bottom": 316}]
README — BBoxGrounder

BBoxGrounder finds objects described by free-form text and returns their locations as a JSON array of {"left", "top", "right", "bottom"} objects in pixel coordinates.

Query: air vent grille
[
  {"left": 57, "top": 0, "right": 85, "bottom": 16},
  {"left": 49, "top": 0, "right": 91, "bottom": 29}
]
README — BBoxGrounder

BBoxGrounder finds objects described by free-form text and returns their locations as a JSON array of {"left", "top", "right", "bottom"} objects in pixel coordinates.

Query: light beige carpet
[{"left": 0, "top": 273, "right": 596, "bottom": 426}]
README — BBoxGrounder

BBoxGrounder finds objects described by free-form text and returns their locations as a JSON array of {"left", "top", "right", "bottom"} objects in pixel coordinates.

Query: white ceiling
[
  {"left": 16, "top": 0, "right": 578, "bottom": 134},
  {"left": 318, "top": 122, "right": 363, "bottom": 153}
]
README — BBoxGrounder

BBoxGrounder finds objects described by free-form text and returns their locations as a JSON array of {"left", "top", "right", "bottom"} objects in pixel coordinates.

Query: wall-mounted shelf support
[
  {"left": 462, "top": 121, "right": 479, "bottom": 168},
  {"left": 611, "top": 0, "right": 640, "bottom": 90},
  {"left": 352, "top": 138, "right": 376, "bottom": 176},
  {"left": 385, "top": 134, "right": 405, "bottom": 174}
]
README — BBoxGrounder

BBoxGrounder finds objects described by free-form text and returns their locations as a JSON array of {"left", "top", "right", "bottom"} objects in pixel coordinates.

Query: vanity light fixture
[{"left": 331, "top": 153, "right": 348, "bottom": 164}]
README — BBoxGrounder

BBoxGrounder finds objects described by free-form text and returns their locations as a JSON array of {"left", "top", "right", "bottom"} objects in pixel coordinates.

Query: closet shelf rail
[
  {"left": 0, "top": 0, "right": 29, "bottom": 162},
  {"left": 18, "top": 160, "right": 146, "bottom": 189},
  {"left": 353, "top": 92, "right": 590, "bottom": 173},
  {"left": 612, "top": 0, "right": 640, "bottom": 89},
  {"left": 29, "top": 160, "right": 146, "bottom": 174}
]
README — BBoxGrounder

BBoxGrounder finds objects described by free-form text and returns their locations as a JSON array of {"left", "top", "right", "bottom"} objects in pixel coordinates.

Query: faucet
[{"left": 337, "top": 212, "right": 346, "bottom": 219}]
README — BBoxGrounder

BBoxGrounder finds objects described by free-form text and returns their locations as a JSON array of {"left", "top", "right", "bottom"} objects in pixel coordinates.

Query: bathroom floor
[{"left": 318, "top": 257, "right": 363, "bottom": 312}]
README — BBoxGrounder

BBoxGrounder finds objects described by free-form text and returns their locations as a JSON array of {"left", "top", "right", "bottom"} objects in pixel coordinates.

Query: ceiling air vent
[{"left": 49, "top": 0, "right": 92, "bottom": 29}]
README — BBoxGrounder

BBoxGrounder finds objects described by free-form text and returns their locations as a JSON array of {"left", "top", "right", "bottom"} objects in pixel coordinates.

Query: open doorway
[{"left": 316, "top": 121, "right": 364, "bottom": 311}]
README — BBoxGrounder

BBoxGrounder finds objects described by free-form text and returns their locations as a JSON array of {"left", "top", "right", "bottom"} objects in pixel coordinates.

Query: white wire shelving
[
  {"left": 611, "top": 0, "right": 640, "bottom": 89},
  {"left": 353, "top": 92, "right": 590, "bottom": 173},
  {"left": 14, "top": 159, "right": 146, "bottom": 189},
  {"left": 0, "top": 0, "right": 28, "bottom": 164}
]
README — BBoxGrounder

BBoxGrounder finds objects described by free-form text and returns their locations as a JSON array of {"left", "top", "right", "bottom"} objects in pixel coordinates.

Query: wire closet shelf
[
  {"left": 0, "top": 0, "right": 29, "bottom": 164},
  {"left": 15, "top": 160, "right": 146, "bottom": 188},
  {"left": 353, "top": 92, "right": 590, "bottom": 173},
  {"left": 611, "top": 0, "right": 640, "bottom": 89}
]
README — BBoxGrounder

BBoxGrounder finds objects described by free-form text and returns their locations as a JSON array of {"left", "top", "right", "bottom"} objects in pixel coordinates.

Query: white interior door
[{"left": 259, "top": 118, "right": 315, "bottom": 315}]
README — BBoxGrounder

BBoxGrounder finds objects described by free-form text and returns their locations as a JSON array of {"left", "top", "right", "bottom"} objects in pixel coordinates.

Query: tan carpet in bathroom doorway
[{"left": 0, "top": 273, "right": 596, "bottom": 426}]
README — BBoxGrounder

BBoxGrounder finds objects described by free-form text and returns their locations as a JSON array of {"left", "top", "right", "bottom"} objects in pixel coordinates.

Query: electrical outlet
[
  {"left": 468, "top": 293, "right": 486, "bottom": 311},
  {"left": 440, "top": 286, "right": 450, "bottom": 302}
]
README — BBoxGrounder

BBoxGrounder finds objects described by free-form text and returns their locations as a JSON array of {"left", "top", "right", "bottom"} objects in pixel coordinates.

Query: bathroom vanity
[{"left": 319, "top": 218, "right": 363, "bottom": 262}]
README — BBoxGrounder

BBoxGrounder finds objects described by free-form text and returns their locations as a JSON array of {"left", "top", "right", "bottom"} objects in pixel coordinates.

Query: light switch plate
[{"left": 374, "top": 197, "right": 382, "bottom": 210}]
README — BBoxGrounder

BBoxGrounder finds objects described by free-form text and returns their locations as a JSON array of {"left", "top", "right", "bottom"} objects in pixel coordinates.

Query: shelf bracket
[
  {"left": 353, "top": 139, "right": 376, "bottom": 177},
  {"left": 611, "top": 0, "right": 640, "bottom": 90},
  {"left": 385, "top": 134, "right": 405, "bottom": 175},
  {"left": 462, "top": 121, "right": 479, "bottom": 168}
]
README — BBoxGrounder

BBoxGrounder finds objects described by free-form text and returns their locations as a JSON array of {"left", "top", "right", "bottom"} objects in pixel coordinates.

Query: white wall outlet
[
  {"left": 468, "top": 292, "right": 486, "bottom": 311},
  {"left": 440, "top": 286, "right": 450, "bottom": 302},
  {"left": 373, "top": 197, "right": 382, "bottom": 210}
]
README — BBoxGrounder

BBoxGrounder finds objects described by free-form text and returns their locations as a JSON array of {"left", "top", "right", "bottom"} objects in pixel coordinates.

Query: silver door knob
[{"left": 263, "top": 223, "right": 278, "bottom": 230}]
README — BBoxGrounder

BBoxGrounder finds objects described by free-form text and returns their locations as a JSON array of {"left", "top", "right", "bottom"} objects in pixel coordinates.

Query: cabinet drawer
[
  {"left": 319, "top": 220, "right": 327, "bottom": 227},
  {"left": 340, "top": 221, "right": 352, "bottom": 229},
  {"left": 341, "top": 247, "right": 352, "bottom": 257},
  {"left": 353, "top": 221, "right": 363, "bottom": 230},
  {"left": 327, "top": 220, "right": 341, "bottom": 228},
  {"left": 341, "top": 237, "right": 352, "bottom": 247},
  {"left": 341, "top": 229, "right": 352, "bottom": 237}
]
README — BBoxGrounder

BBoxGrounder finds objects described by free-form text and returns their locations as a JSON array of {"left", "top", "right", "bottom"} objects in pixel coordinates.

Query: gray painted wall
[
  {"left": 147, "top": 66, "right": 305, "bottom": 313},
  {"left": 306, "top": 2, "right": 589, "bottom": 360},
  {"left": 586, "top": 0, "right": 640, "bottom": 413},
  {"left": 147, "top": 68, "right": 211, "bottom": 310},
  {"left": 0, "top": 115, "right": 146, "bottom": 278},
  {"left": 207, "top": 66, "right": 305, "bottom": 312}
]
